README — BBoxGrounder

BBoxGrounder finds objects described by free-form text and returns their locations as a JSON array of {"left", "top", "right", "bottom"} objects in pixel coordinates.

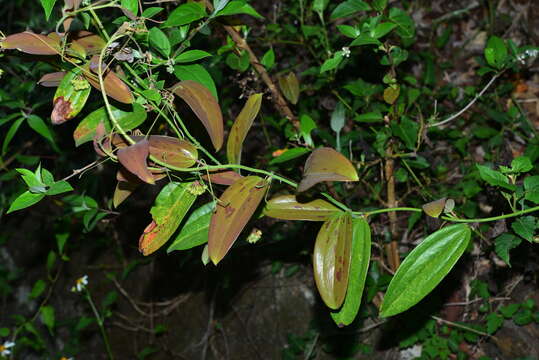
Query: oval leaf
[
  {"left": 264, "top": 195, "right": 340, "bottom": 221},
  {"left": 278, "top": 72, "right": 300, "bottom": 105},
  {"left": 170, "top": 80, "right": 224, "bottom": 151},
  {"left": 422, "top": 198, "right": 447, "bottom": 218},
  {"left": 226, "top": 93, "right": 263, "bottom": 164},
  {"left": 167, "top": 202, "right": 215, "bottom": 252},
  {"left": 83, "top": 64, "right": 134, "bottom": 104},
  {"left": 139, "top": 182, "right": 199, "bottom": 255},
  {"left": 208, "top": 176, "right": 268, "bottom": 264},
  {"left": 51, "top": 69, "right": 91, "bottom": 124},
  {"left": 117, "top": 139, "right": 155, "bottom": 184},
  {"left": 314, "top": 213, "right": 353, "bottom": 309},
  {"left": 38, "top": 72, "right": 67, "bottom": 87},
  {"left": 298, "top": 147, "right": 359, "bottom": 192},
  {"left": 148, "top": 136, "right": 198, "bottom": 168},
  {"left": 202, "top": 170, "right": 243, "bottom": 185},
  {"left": 1, "top": 32, "right": 60, "bottom": 55},
  {"left": 380, "top": 224, "right": 471, "bottom": 317},
  {"left": 331, "top": 217, "right": 371, "bottom": 326}
]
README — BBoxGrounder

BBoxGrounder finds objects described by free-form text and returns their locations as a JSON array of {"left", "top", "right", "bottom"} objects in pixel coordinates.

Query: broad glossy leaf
[
  {"left": 139, "top": 182, "right": 198, "bottom": 255},
  {"left": 278, "top": 72, "right": 299, "bottom": 105},
  {"left": 422, "top": 198, "right": 446, "bottom": 218},
  {"left": 117, "top": 139, "right": 155, "bottom": 184},
  {"left": 163, "top": 2, "right": 206, "bottom": 27},
  {"left": 174, "top": 64, "right": 218, "bottom": 100},
  {"left": 331, "top": 217, "right": 371, "bottom": 326},
  {"left": 380, "top": 224, "right": 471, "bottom": 317},
  {"left": 208, "top": 176, "right": 268, "bottom": 264},
  {"left": 148, "top": 136, "right": 197, "bottom": 168},
  {"left": 7, "top": 191, "right": 45, "bottom": 214},
  {"left": 167, "top": 202, "right": 215, "bottom": 252},
  {"left": 314, "top": 213, "right": 353, "bottom": 309},
  {"left": 1, "top": 32, "right": 60, "bottom": 55},
  {"left": 202, "top": 170, "right": 243, "bottom": 185},
  {"left": 298, "top": 147, "right": 359, "bottom": 192},
  {"left": 113, "top": 181, "right": 139, "bottom": 208},
  {"left": 264, "top": 195, "right": 340, "bottom": 221},
  {"left": 51, "top": 69, "right": 91, "bottom": 124},
  {"left": 38, "top": 72, "right": 66, "bottom": 87},
  {"left": 171, "top": 80, "right": 223, "bottom": 151},
  {"left": 227, "top": 93, "right": 262, "bottom": 164},
  {"left": 269, "top": 147, "right": 310, "bottom": 165},
  {"left": 83, "top": 63, "right": 134, "bottom": 104},
  {"left": 73, "top": 104, "right": 147, "bottom": 146}
]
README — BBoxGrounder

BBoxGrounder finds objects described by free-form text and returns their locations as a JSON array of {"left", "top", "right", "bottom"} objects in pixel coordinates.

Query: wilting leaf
[
  {"left": 227, "top": 93, "right": 263, "bottom": 164},
  {"left": 0, "top": 32, "right": 60, "bottom": 55},
  {"left": 147, "top": 136, "right": 197, "bottom": 168},
  {"left": 278, "top": 72, "right": 300, "bottom": 105},
  {"left": 83, "top": 63, "right": 134, "bottom": 104},
  {"left": 71, "top": 31, "right": 106, "bottom": 56},
  {"left": 422, "top": 198, "right": 446, "bottom": 218},
  {"left": 51, "top": 69, "right": 91, "bottom": 124},
  {"left": 298, "top": 147, "right": 359, "bottom": 192},
  {"left": 264, "top": 195, "right": 340, "bottom": 221},
  {"left": 139, "top": 182, "right": 199, "bottom": 255},
  {"left": 314, "top": 213, "right": 353, "bottom": 310},
  {"left": 168, "top": 202, "right": 215, "bottom": 252},
  {"left": 117, "top": 139, "right": 155, "bottom": 184},
  {"left": 38, "top": 72, "right": 66, "bottom": 87},
  {"left": 73, "top": 104, "right": 147, "bottom": 146},
  {"left": 113, "top": 181, "right": 139, "bottom": 208},
  {"left": 331, "top": 217, "right": 371, "bottom": 326},
  {"left": 171, "top": 80, "right": 224, "bottom": 151},
  {"left": 380, "top": 224, "right": 471, "bottom": 317},
  {"left": 202, "top": 171, "right": 243, "bottom": 185},
  {"left": 208, "top": 176, "right": 268, "bottom": 264}
]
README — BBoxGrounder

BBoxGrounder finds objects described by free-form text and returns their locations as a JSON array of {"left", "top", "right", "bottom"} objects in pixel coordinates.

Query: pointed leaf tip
[
  {"left": 298, "top": 147, "right": 358, "bottom": 192},
  {"left": 117, "top": 139, "right": 155, "bottom": 184}
]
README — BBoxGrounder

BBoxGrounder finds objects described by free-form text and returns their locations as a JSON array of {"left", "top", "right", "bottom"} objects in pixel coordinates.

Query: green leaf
[
  {"left": 149, "top": 27, "right": 171, "bottom": 57},
  {"left": 225, "top": 50, "right": 250, "bottom": 72},
  {"left": 371, "top": 22, "right": 397, "bottom": 39},
  {"left": 500, "top": 303, "right": 520, "bottom": 318},
  {"left": 511, "top": 216, "right": 535, "bottom": 242},
  {"left": 380, "top": 224, "right": 471, "bottom": 317},
  {"left": 7, "top": 191, "right": 45, "bottom": 213},
  {"left": 313, "top": 0, "right": 329, "bottom": 15},
  {"left": 139, "top": 182, "right": 199, "bottom": 255},
  {"left": 300, "top": 114, "right": 316, "bottom": 147},
  {"left": 40, "top": 305, "right": 55, "bottom": 334},
  {"left": 524, "top": 176, "right": 539, "bottom": 204},
  {"left": 510, "top": 156, "right": 533, "bottom": 173},
  {"left": 167, "top": 202, "right": 215, "bottom": 252},
  {"left": 263, "top": 195, "right": 341, "bottom": 221},
  {"left": 174, "top": 64, "right": 218, "bottom": 100},
  {"left": 372, "top": 0, "right": 388, "bottom": 12},
  {"left": 40, "top": 0, "right": 57, "bottom": 20},
  {"left": 389, "top": 7, "right": 415, "bottom": 39},
  {"left": 330, "top": 0, "right": 371, "bottom": 20},
  {"left": 0, "top": 328, "right": 9, "bottom": 337},
  {"left": 391, "top": 116, "right": 418, "bottom": 150},
  {"left": 30, "top": 279, "right": 47, "bottom": 299},
  {"left": 163, "top": 3, "right": 206, "bottom": 27},
  {"left": 142, "top": 7, "right": 164, "bottom": 18},
  {"left": 46, "top": 181, "right": 73, "bottom": 196},
  {"left": 486, "top": 312, "right": 504, "bottom": 334},
  {"left": 337, "top": 25, "right": 360, "bottom": 38},
  {"left": 227, "top": 93, "right": 263, "bottom": 164},
  {"left": 278, "top": 72, "right": 300, "bottom": 105},
  {"left": 27, "top": 115, "right": 55, "bottom": 145},
  {"left": 476, "top": 164, "right": 516, "bottom": 191},
  {"left": 73, "top": 104, "right": 147, "bottom": 146},
  {"left": 269, "top": 147, "right": 310, "bottom": 165},
  {"left": 175, "top": 50, "right": 212, "bottom": 63},
  {"left": 260, "top": 48, "right": 275, "bottom": 69},
  {"left": 2, "top": 117, "right": 24, "bottom": 155},
  {"left": 485, "top": 36, "right": 507, "bottom": 69},
  {"left": 215, "top": 0, "right": 263, "bottom": 19},
  {"left": 331, "top": 218, "right": 371, "bottom": 326},
  {"left": 330, "top": 102, "right": 346, "bottom": 134},
  {"left": 320, "top": 51, "right": 344, "bottom": 73},
  {"left": 495, "top": 233, "right": 521, "bottom": 266},
  {"left": 121, "top": 0, "right": 138, "bottom": 16}
]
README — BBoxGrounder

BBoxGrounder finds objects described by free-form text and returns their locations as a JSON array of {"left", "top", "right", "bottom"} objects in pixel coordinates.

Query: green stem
[
  {"left": 441, "top": 205, "right": 539, "bottom": 223},
  {"left": 360, "top": 207, "right": 423, "bottom": 217},
  {"left": 86, "top": 291, "right": 114, "bottom": 360}
]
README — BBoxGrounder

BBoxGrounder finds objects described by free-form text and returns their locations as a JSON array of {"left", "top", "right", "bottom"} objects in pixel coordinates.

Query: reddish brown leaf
[
  {"left": 117, "top": 139, "right": 155, "bottom": 184},
  {"left": 51, "top": 97, "right": 73, "bottom": 125},
  {"left": 208, "top": 176, "right": 268, "bottom": 264},
  {"left": 313, "top": 213, "right": 352, "bottom": 309},
  {"left": 83, "top": 63, "right": 134, "bottom": 104},
  {"left": 0, "top": 32, "right": 60, "bottom": 55},
  {"left": 71, "top": 31, "right": 106, "bottom": 55},
  {"left": 51, "top": 69, "right": 91, "bottom": 124},
  {"left": 148, "top": 136, "right": 198, "bottom": 168},
  {"left": 297, "top": 147, "right": 359, "bottom": 192},
  {"left": 202, "top": 171, "right": 243, "bottom": 185},
  {"left": 38, "top": 72, "right": 67, "bottom": 87},
  {"left": 264, "top": 195, "right": 340, "bottom": 221},
  {"left": 226, "top": 93, "right": 263, "bottom": 164},
  {"left": 170, "top": 80, "right": 224, "bottom": 151}
]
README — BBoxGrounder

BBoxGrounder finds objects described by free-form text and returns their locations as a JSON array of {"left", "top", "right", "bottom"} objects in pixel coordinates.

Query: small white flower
[
  {"left": 342, "top": 47, "right": 351, "bottom": 58},
  {"left": 0, "top": 341, "right": 15, "bottom": 356},
  {"left": 71, "top": 275, "right": 88, "bottom": 292}
]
